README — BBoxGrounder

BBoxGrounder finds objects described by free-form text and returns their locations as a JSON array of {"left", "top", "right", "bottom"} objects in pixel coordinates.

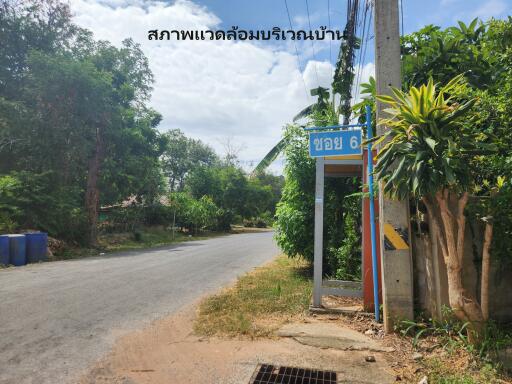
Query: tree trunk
[
  {"left": 423, "top": 190, "right": 484, "bottom": 342},
  {"left": 85, "top": 127, "right": 104, "bottom": 247},
  {"left": 481, "top": 220, "right": 493, "bottom": 321}
]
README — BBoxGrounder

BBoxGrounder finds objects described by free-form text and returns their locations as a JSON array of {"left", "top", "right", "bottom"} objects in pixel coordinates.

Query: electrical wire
[
  {"left": 353, "top": 0, "right": 369, "bottom": 102},
  {"left": 305, "top": 0, "right": 320, "bottom": 87},
  {"left": 283, "top": 0, "right": 311, "bottom": 102},
  {"left": 400, "top": 0, "right": 405, "bottom": 84},
  {"left": 327, "top": 0, "right": 333, "bottom": 80},
  {"left": 354, "top": 0, "right": 372, "bottom": 105}
]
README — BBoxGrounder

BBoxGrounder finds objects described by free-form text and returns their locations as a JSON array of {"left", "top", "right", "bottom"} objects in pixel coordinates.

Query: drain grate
[{"left": 249, "top": 363, "right": 338, "bottom": 384}]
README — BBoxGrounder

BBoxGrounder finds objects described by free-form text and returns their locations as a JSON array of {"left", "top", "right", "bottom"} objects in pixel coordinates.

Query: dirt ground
[{"left": 79, "top": 304, "right": 396, "bottom": 384}]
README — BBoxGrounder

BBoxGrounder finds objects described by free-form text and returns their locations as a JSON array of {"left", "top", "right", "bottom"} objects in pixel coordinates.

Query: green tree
[
  {"left": 373, "top": 75, "right": 496, "bottom": 339},
  {"left": 398, "top": 17, "right": 512, "bottom": 328},
  {"left": 0, "top": 1, "right": 165, "bottom": 245},
  {"left": 161, "top": 129, "right": 218, "bottom": 192}
]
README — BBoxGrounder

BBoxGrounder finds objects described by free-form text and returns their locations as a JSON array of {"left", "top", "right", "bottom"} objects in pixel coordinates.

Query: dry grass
[{"left": 194, "top": 255, "right": 312, "bottom": 338}]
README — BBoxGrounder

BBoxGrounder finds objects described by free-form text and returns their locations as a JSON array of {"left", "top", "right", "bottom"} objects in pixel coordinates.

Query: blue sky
[
  {"left": 198, "top": 0, "right": 511, "bottom": 69},
  {"left": 73, "top": 0, "right": 511, "bottom": 173}
]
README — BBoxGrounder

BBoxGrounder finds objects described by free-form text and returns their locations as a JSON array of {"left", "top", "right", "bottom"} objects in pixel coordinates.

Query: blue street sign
[{"left": 309, "top": 129, "right": 362, "bottom": 157}]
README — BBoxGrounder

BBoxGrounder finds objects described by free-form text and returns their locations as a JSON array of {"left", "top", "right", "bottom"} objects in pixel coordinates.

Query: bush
[
  {"left": 132, "top": 231, "right": 143, "bottom": 242},
  {"left": 274, "top": 124, "right": 362, "bottom": 276},
  {"left": 0, "top": 171, "right": 88, "bottom": 243},
  {"left": 104, "top": 206, "right": 145, "bottom": 233},
  {"left": 258, "top": 211, "right": 274, "bottom": 226},
  {"left": 170, "top": 192, "right": 228, "bottom": 233},
  {"left": 143, "top": 204, "right": 173, "bottom": 226},
  {"left": 215, "top": 208, "right": 233, "bottom": 231}
]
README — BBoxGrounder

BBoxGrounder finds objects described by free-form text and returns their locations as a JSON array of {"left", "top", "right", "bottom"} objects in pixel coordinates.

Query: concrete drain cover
[{"left": 249, "top": 364, "right": 338, "bottom": 384}]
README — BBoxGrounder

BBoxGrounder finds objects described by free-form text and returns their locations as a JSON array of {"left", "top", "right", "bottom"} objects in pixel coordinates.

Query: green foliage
[
  {"left": 401, "top": 17, "right": 512, "bottom": 265},
  {"left": 0, "top": 172, "right": 87, "bottom": 242},
  {"left": 0, "top": 1, "right": 168, "bottom": 244},
  {"left": 333, "top": 194, "right": 362, "bottom": 280},
  {"left": 254, "top": 87, "right": 337, "bottom": 174},
  {"left": 332, "top": 33, "right": 360, "bottom": 121},
  {"left": 398, "top": 307, "right": 472, "bottom": 351},
  {"left": 0, "top": 1, "right": 283, "bottom": 245},
  {"left": 187, "top": 164, "right": 281, "bottom": 220},
  {"left": 398, "top": 306, "right": 512, "bottom": 365},
  {"left": 274, "top": 124, "right": 361, "bottom": 276},
  {"left": 424, "top": 358, "right": 500, "bottom": 384},
  {"left": 402, "top": 19, "right": 493, "bottom": 89},
  {"left": 168, "top": 192, "right": 232, "bottom": 233},
  {"left": 352, "top": 76, "right": 376, "bottom": 137},
  {"left": 274, "top": 125, "right": 316, "bottom": 260},
  {"left": 252, "top": 135, "right": 290, "bottom": 175},
  {"left": 373, "top": 75, "right": 488, "bottom": 200},
  {"left": 161, "top": 129, "right": 218, "bottom": 192}
]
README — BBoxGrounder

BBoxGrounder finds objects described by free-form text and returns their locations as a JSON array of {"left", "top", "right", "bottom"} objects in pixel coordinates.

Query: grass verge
[
  {"left": 52, "top": 226, "right": 223, "bottom": 260},
  {"left": 194, "top": 255, "right": 312, "bottom": 338},
  {"left": 421, "top": 356, "right": 502, "bottom": 384},
  {"left": 394, "top": 313, "right": 512, "bottom": 383}
]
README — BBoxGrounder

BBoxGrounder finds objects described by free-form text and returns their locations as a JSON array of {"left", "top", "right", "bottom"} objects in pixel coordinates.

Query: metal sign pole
[
  {"left": 366, "top": 105, "right": 380, "bottom": 322},
  {"left": 313, "top": 157, "right": 325, "bottom": 307}
]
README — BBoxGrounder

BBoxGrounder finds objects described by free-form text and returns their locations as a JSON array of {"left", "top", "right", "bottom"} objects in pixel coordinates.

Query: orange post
[{"left": 362, "top": 148, "right": 382, "bottom": 312}]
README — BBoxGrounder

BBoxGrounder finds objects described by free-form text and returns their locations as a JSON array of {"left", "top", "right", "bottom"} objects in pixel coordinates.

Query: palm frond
[
  {"left": 293, "top": 104, "right": 315, "bottom": 122},
  {"left": 252, "top": 136, "right": 291, "bottom": 175}
]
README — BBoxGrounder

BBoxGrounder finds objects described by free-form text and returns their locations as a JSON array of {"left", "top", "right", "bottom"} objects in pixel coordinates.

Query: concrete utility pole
[{"left": 373, "top": 0, "right": 414, "bottom": 332}]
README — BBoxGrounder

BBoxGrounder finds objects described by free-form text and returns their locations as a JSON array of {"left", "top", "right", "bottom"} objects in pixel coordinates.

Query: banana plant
[{"left": 252, "top": 87, "right": 335, "bottom": 175}]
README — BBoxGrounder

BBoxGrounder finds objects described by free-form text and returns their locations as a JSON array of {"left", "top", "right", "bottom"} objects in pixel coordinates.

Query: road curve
[{"left": 0, "top": 232, "right": 279, "bottom": 384}]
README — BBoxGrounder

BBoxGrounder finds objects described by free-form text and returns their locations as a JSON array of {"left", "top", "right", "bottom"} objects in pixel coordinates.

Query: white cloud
[{"left": 71, "top": 0, "right": 334, "bottom": 174}]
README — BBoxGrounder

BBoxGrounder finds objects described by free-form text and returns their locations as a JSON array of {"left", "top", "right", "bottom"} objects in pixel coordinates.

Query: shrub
[
  {"left": 0, "top": 171, "right": 87, "bottom": 243},
  {"left": 215, "top": 208, "right": 233, "bottom": 231}
]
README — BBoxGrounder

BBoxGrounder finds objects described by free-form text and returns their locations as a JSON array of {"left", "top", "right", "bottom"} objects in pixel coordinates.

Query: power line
[
  {"left": 353, "top": 0, "right": 369, "bottom": 103},
  {"left": 400, "top": 0, "right": 405, "bottom": 37},
  {"left": 353, "top": 0, "right": 372, "bottom": 105},
  {"left": 283, "top": 0, "right": 310, "bottom": 102},
  {"left": 327, "top": 0, "right": 333, "bottom": 80},
  {"left": 305, "top": 0, "right": 320, "bottom": 86},
  {"left": 400, "top": 0, "right": 405, "bottom": 83}
]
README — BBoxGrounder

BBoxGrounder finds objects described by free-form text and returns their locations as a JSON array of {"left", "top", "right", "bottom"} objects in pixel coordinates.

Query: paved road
[{"left": 0, "top": 232, "right": 279, "bottom": 384}]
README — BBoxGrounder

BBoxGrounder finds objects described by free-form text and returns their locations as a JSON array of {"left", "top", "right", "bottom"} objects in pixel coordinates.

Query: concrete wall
[{"left": 412, "top": 221, "right": 512, "bottom": 322}]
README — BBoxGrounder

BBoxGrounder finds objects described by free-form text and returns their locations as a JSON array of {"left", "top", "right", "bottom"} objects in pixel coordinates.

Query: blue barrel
[
  {"left": 0, "top": 235, "right": 9, "bottom": 265},
  {"left": 26, "top": 232, "right": 48, "bottom": 263},
  {"left": 9, "top": 234, "right": 26, "bottom": 266}
]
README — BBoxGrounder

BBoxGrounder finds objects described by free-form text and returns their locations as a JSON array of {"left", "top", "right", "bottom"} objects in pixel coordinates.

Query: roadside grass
[
  {"left": 422, "top": 357, "right": 502, "bottom": 384},
  {"left": 194, "top": 255, "right": 312, "bottom": 338},
  {"left": 396, "top": 313, "right": 512, "bottom": 383},
  {"left": 98, "top": 227, "right": 218, "bottom": 252},
  {"left": 230, "top": 225, "right": 273, "bottom": 234},
  {"left": 52, "top": 226, "right": 223, "bottom": 260}
]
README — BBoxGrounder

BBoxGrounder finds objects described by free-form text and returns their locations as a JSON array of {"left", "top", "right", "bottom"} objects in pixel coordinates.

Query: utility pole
[{"left": 373, "top": 0, "right": 414, "bottom": 332}]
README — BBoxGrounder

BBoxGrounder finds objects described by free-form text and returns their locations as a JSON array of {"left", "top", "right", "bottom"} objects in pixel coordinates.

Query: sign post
[{"left": 307, "top": 106, "right": 380, "bottom": 322}]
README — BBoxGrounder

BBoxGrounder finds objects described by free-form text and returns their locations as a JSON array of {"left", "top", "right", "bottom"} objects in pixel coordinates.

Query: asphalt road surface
[{"left": 0, "top": 232, "right": 279, "bottom": 384}]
